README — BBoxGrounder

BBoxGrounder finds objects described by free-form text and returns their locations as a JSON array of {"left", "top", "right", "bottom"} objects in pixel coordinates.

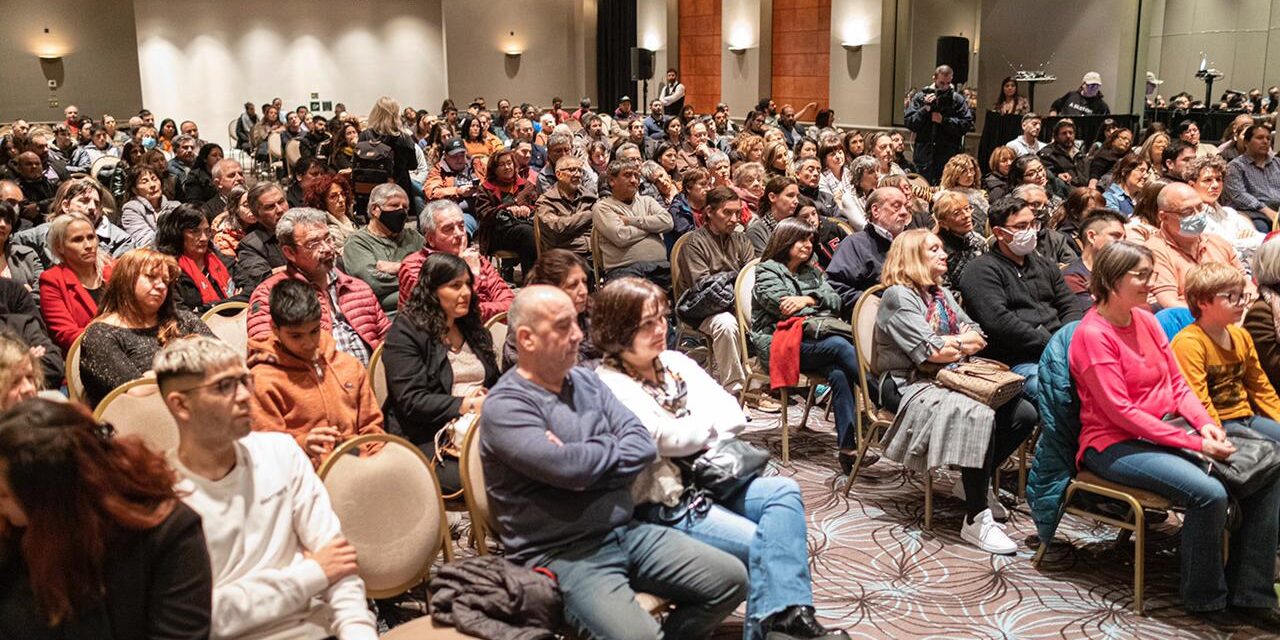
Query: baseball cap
[
  {"left": 443, "top": 137, "right": 466, "bottom": 156},
  {"left": 1145, "top": 71, "right": 1164, "bottom": 85},
  {"left": 1082, "top": 71, "right": 1102, "bottom": 86},
  {"left": 619, "top": 96, "right": 632, "bottom": 103}
]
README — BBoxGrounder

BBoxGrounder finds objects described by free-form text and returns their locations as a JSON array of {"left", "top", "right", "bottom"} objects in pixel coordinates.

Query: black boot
[
  {"left": 763, "top": 605, "right": 850, "bottom": 639},
  {"left": 838, "top": 450, "right": 879, "bottom": 475}
]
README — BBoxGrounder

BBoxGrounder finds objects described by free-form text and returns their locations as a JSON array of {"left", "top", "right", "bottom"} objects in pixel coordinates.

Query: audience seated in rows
[
  {"left": 535, "top": 154, "right": 596, "bottom": 262},
  {"left": 1145, "top": 182, "right": 1252, "bottom": 309},
  {"left": 827, "top": 186, "right": 911, "bottom": 315}
]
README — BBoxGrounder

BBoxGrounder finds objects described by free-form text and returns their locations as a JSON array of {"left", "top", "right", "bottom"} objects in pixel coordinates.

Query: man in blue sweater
[{"left": 480, "top": 286, "right": 748, "bottom": 639}]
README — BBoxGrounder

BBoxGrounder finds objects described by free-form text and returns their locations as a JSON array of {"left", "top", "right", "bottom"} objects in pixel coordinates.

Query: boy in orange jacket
[{"left": 249, "top": 278, "right": 384, "bottom": 467}]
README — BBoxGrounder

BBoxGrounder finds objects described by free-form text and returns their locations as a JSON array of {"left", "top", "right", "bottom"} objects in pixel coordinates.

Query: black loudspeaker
[
  {"left": 630, "top": 47, "right": 655, "bottom": 82},
  {"left": 936, "top": 36, "right": 970, "bottom": 85}
]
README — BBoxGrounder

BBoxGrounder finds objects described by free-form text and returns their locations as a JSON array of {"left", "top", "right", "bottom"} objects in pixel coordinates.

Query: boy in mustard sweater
[{"left": 1172, "top": 262, "right": 1280, "bottom": 441}]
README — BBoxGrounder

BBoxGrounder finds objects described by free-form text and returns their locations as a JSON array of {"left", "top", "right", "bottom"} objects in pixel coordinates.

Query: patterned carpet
[{"left": 724, "top": 402, "right": 1277, "bottom": 640}]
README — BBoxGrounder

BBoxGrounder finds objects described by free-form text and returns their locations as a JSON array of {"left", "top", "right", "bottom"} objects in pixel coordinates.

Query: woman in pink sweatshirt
[{"left": 1069, "top": 240, "right": 1280, "bottom": 625}]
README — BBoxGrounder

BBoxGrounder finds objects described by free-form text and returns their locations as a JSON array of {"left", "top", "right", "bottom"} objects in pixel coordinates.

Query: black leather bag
[
  {"left": 676, "top": 438, "right": 770, "bottom": 501},
  {"left": 1171, "top": 416, "right": 1280, "bottom": 499}
]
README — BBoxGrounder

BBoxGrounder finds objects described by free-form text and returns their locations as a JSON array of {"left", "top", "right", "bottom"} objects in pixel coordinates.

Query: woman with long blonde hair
[{"left": 359, "top": 96, "right": 418, "bottom": 212}]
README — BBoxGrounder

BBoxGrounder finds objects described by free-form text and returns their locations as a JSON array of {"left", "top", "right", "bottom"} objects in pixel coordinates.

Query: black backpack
[{"left": 351, "top": 136, "right": 394, "bottom": 196}]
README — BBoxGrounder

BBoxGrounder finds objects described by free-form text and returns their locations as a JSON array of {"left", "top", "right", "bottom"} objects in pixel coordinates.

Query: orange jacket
[{"left": 248, "top": 332, "right": 384, "bottom": 467}]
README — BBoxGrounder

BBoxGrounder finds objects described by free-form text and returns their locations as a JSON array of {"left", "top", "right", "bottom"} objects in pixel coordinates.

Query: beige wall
[
  {"left": 134, "top": 0, "right": 448, "bottom": 148},
  {"left": 976, "top": 0, "right": 1141, "bottom": 117},
  {"left": 829, "top": 0, "right": 887, "bottom": 126},
  {"left": 443, "top": 0, "right": 593, "bottom": 109},
  {"left": 721, "top": 0, "right": 773, "bottom": 116},
  {"left": 0, "top": 0, "right": 142, "bottom": 122},
  {"left": 1147, "top": 0, "right": 1280, "bottom": 100}
]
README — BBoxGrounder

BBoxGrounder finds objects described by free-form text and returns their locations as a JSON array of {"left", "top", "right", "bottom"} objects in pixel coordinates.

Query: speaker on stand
[
  {"left": 935, "top": 36, "right": 970, "bottom": 85},
  {"left": 631, "top": 47, "right": 655, "bottom": 111}
]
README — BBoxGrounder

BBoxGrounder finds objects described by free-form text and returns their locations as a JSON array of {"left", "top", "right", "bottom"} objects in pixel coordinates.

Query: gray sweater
[{"left": 479, "top": 367, "right": 657, "bottom": 565}]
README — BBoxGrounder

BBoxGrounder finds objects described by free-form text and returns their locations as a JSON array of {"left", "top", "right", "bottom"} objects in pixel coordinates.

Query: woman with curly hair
[
  {"left": 381, "top": 252, "right": 498, "bottom": 495},
  {"left": 302, "top": 173, "right": 357, "bottom": 249}
]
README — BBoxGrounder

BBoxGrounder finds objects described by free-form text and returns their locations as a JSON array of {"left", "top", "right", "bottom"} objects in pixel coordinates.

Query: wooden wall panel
[
  {"left": 678, "top": 0, "right": 721, "bottom": 113},
  {"left": 771, "top": 0, "right": 830, "bottom": 115}
]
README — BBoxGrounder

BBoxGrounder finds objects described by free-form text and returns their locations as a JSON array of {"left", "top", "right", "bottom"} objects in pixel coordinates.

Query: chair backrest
[
  {"left": 284, "top": 139, "right": 302, "bottom": 172},
  {"left": 201, "top": 302, "right": 249, "bottom": 356},
  {"left": 590, "top": 227, "right": 605, "bottom": 288},
  {"left": 833, "top": 218, "right": 855, "bottom": 236},
  {"left": 267, "top": 132, "right": 283, "bottom": 159},
  {"left": 318, "top": 434, "right": 451, "bottom": 599},
  {"left": 459, "top": 421, "right": 499, "bottom": 554},
  {"left": 368, "top": 343, "right": 388, "bottom": 405},
  {"left": 732, "top": 259, "right": 761, "bottom": 368},
  {"left": 670, "top": 232, "right": 693, "bottom": 301},
  {"left": 485, "top": 312, "right": 509, "bottom": 352},
  {"left": 851, "top": 284, "right": 885, "bottom": 418},
  {"left": 226, "top": 118, "right": 237, "bottom": 145},
  {"left": 65, "top": 333, "right": 85, "bottom": 405},
  {"left": 89, "top": 156, "right": 120, "bottom": 183},
  {"left": 93, "top": 378, "right": 180, "bottom": 456}
]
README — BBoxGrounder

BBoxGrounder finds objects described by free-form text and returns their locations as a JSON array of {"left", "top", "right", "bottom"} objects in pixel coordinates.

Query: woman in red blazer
[{"left": 39, "top": 213, "right": 112, "bottom": 352}]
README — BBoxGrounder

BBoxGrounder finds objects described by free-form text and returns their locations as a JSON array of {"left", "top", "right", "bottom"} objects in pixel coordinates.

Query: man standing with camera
[{"left": 905, "top": 65, "right": 974, "bottom": 184}]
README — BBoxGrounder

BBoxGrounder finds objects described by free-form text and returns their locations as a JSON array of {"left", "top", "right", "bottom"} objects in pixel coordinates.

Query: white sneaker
[
  {"left": 960, "top": 509, "right": 1017, "bottom": 555},
  {"left": 950, "top": 482, "right": 1008, "bottom": 521}
]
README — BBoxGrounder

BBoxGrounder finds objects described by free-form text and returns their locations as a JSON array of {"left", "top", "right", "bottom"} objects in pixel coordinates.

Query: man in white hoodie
[{"left": 154, "top": 335, "right": 378, "bottom": 640}]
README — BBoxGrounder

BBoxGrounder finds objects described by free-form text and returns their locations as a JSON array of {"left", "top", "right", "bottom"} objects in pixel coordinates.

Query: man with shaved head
[
  {"left": 480, "top": 286, "right": 747, "bottom": 640},
  {"left": 1145, "top": 181, "right": 1252, "bottom": 309}
]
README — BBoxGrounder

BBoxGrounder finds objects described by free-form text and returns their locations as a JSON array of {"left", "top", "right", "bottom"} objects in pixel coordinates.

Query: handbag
[
  {"left": 675, "top": 438, "right": 770, "bottom": 502},
  {"left": 934, "top": 357, "right": 1025, "bottom": 409},
  {"left": 802, "top": 316, "right": 854, "bottom": 341},
  {"left": 1170, "top": 416, "right": 1280, "bottom": 499},
  {"left": 433, "top": 411, "right": 479, "bottom": 462}
]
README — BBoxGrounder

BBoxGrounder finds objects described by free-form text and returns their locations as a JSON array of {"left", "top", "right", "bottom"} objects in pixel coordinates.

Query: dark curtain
[{"left": 596, "top": 0, "right": 637, "bottom": 115}]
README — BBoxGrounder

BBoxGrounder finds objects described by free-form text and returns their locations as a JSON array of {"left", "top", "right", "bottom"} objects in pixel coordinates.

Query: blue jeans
[
  {"left": 1225, "top": 415, "right": 1280, "bottom": 443},
  {"left": 1011, "top": 362, "right": 1040, "bottom": 401},
  {"left": 798, "top": 335, "right": 859, "bottom": 450},
  {"left": 538, "top": 522, "right": 748, "bottom": 639},
  {"left": 665, "top": 476, "right": 813, "bottom": 640},
  {"left": 1083, "top": 439, "right": 1280, "bottom": 611}
]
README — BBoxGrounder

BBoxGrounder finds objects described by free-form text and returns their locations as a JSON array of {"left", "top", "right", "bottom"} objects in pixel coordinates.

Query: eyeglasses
[
  {"left": 302, "top": 236, "right": 336, "bottom": 252},
  {"left": 1127, "top": 269, "right": 1154, "bottom": 283},
  {"left": 1162, "top": 205, "right": 1202, "bottom": 218},
  {"left": 181, "top": 372, "right": 253, "bottom": 396},
  {"left": 1215, "top": 291, "right": 1254, "bottom": 306}
]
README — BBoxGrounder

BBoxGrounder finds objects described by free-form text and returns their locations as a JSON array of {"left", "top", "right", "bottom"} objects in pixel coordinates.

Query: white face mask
[{"left": 1004, "top": 227, "right": 1038, "bottom": 256}]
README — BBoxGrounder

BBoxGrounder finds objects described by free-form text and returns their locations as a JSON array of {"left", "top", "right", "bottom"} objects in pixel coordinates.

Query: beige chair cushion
[
  {"left": 380, "top": 616, "right": 482, "bottom": 639},
  {"left": 463, "top": 428, "right": 497, "bottom": 532},
  {"left": 323, "top": 441, "right": 446, "bottom": 593},
  {"left": 96, "top": 382, "right": 179, "bottom": 455},
  {"left": 205, "top": 308, "right": 248, "bottom": 356},
  {"left": 369, "top": 346, "right": 389, "bottom": 406}
]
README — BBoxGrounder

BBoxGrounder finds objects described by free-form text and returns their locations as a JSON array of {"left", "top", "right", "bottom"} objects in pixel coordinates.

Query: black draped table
[{"left": 1143, "top": 108, "right": 1246, "bottom": 143}]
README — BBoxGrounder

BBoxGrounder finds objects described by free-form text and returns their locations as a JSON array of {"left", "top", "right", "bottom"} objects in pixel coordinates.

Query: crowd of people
[{"left": 4, "top": 62, "right": 1280, "bottom": 637}]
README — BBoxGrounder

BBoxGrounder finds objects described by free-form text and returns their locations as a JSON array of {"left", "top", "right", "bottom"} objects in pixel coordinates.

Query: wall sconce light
[
  {"left": 504, "top": 49, "right": 523, "bottom": 58},
  {"left": 728, "top": 46, "right": 751, "bottom": 54},
  {"left": 37, "top": 53, "right": 61, "bottom": 61},
  {"left": 840, "top": 42, "right": 863, "bottom": 53}
]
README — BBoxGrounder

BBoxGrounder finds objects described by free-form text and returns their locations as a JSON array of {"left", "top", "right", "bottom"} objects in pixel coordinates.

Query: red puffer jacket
[
  {"left": 247, "top": 267, "right": 389, "bottom": 348},
  {"left": 397, "top": 247, "right": 513, "bottom": 322}
]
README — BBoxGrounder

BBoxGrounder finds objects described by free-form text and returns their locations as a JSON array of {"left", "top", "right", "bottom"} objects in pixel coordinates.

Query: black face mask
[{"left": 379, "top": 208, "right": 409, "bottom": 234}]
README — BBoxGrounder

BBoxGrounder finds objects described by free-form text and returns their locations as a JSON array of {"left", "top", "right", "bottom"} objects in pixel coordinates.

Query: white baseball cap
[{"left": 1082, "top": 71, "right": 1102, "bottom": 86}]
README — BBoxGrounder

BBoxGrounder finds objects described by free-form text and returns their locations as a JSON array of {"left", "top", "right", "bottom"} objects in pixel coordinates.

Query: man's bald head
[
  {"left": 510, "top": 285, "right": 571, "bottom": 332},
  {"left": 510, "top": 285, "right": 584, "bottom": 380},
  {"left": 0, "top": 180, "right": 21, "bottom": 202},
  {"left": 1157, "top": 181, "right": 1198, "bottom": 211}
]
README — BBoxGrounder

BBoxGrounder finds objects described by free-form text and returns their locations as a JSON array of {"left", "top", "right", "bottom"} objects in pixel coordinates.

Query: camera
[{"left": 922, "top": 86, "right": 955, "bottom": 112}]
